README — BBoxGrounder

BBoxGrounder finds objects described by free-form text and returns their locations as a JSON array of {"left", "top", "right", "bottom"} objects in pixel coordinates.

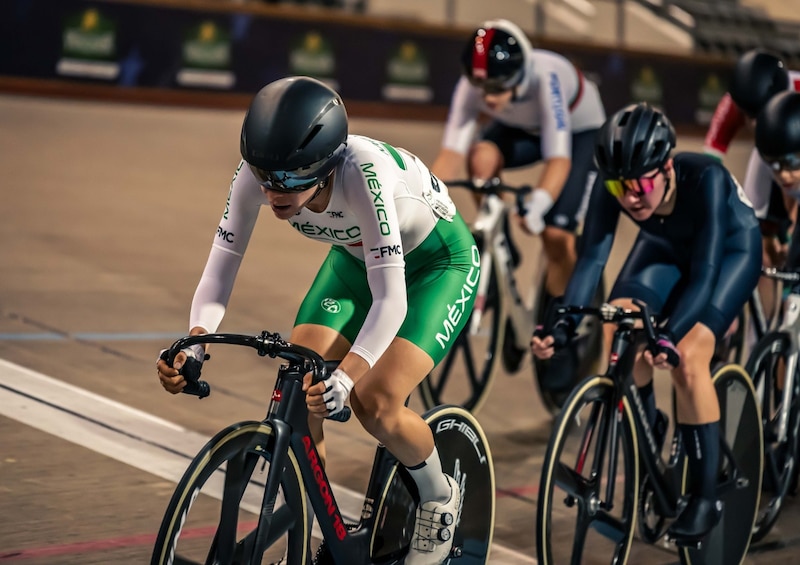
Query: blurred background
[{"left": 3, "top": 0, "right": 800, "bottom": 130}]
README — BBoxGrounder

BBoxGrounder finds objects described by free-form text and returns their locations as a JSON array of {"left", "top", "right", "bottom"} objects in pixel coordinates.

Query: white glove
[
  {"left": 157, "top": 344, "right": 206, "bottom": 369},
  {"left": 523, "top": 188, "right": 555, "bottom": 235},
  {"left": 323, "top": 368, "right": 354, "bottom": 416}
]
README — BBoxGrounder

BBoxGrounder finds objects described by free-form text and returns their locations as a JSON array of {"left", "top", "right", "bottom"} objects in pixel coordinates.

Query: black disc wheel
[{"left": 679, "top": 364, "right": 762, "bottom": 565}]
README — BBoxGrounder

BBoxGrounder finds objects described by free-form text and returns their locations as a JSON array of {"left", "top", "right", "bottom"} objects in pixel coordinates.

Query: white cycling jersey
[
  {"left": 441, "top": 48, "right": 606, "bottom": 160},
  {"left": 190, "top": 134, "right": 456, "bottom": 368}
]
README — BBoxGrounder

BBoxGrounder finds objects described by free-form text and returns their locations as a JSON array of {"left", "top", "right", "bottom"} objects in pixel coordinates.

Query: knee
[
  {"left": 670, "top": 349, "right": 709, "bottom": 392},
  {"left": 350, "top": 387, "right": 396, "bottom": 437},
  {"left": 467, "top": 142, "right": 503, "bottom": 175}
]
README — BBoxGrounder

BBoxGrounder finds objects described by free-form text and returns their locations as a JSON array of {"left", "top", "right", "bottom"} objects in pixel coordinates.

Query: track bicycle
[
  {"left": 419, "top": 178, "right": 604, "bottom": 415},
  {"left": 536, "top": 301, "right": 762, "bottom": 565},
  {"left": 745, "top": 266, "right": 800, "bottom": 542},
  {"left": 151, "top": 331, "right": 496, "bottom": 564}
]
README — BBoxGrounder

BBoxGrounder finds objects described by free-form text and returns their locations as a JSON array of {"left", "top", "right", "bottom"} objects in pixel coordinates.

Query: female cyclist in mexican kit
[{"left": 156, "top": 76, "right": 479, "bottom": 565}]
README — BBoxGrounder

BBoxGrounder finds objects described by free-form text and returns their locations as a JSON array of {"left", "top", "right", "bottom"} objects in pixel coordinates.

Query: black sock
[
  {"left": 680, "top": 422, "right": 720, "bottom": 500},
  {"left": 638, "top": 381, "right": 657, "bottom": 429}
]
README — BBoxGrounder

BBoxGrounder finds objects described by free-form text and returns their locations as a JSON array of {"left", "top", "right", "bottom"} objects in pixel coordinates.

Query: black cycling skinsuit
[{"left": 564, "top": 152, "right": 762, "bottom": 342}]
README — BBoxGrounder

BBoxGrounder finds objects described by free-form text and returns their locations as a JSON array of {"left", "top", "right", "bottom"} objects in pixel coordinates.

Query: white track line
[{"left": 0, "top": 358, "right": 535, "bottom": 564}]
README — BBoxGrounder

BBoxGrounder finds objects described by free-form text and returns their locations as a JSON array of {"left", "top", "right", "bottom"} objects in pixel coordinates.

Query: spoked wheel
[
  {"left": 745, "top": 332, "right": 800, "bottom": 543},
  {"left": 419, "top": 250, "right": 505, "bottom": 414},
  {"left": 537, "top": 376, "right": 638, "bottom": 565},
  {"left": 532, "top": 281, "right": 605, "bottom": 415},
  {"left": 680, "top": 364, "right": 762, "bottom": 565},
  {"left": 151, "top": 421, "right": 310, "bottom": 565},
  {"left": 367, "top": 405, "right": 496, "bottom": 564}
]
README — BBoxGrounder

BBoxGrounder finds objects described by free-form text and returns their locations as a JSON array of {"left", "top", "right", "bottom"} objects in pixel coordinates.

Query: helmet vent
[
  {"left": 612, "top": 140, "right": 624, "bottom": 171},
  {"left": 298, "top": 125, "right": 323, "bottom": 151},
  {"left": 630, "top": 141, "right": 644, "bottom": 168}
]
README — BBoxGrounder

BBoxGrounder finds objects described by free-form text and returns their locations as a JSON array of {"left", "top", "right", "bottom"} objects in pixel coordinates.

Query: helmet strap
[
  {"left": 656, "top": 166, "right": 677, "bottom": 214},
  {"left": 308, "top": 172, "right": 334, "bottom": 206}
]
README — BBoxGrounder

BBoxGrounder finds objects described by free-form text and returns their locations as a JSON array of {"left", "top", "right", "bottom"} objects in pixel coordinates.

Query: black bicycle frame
[
  {"left": 166, "top": 331, "right": 417, "bottom": 565},
  {"left": 571, "top": 305, "right": 749, "bottom": 522},
  {"left": 604, "top": 316, "right": 684, "bottom": 519}
]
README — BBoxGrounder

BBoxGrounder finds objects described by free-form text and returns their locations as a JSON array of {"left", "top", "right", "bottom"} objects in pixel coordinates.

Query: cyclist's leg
[
  {"left": 667, "top": 323, "right": 724, "bottom": 540},
  {"left": 466, "top": 121, "right": 535, "bottom": 205},
  {"left": 539, "top": 128, "right": 598, "bottom": 296},
  {"left": 669, "top": 234, "right": 762, "bottom": 541},
  {"left": 292, "top": 246, "right": 372, "bottom": 465},
  {"left": 359, "top": 218, "right": 477, "bottom": 563}
]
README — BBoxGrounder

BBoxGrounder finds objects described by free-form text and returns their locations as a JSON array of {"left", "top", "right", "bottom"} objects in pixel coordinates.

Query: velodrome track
[{"left": 1, "top": 93, "right": 799, "bottom": 564}]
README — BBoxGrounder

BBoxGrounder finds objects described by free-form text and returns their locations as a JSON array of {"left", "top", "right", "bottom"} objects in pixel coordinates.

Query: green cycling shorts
[{"left": 295, "top": 213, "right": 479, "bottom": 366}]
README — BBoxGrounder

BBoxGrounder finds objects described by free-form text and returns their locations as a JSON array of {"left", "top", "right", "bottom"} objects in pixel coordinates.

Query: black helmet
[
  {"left": 240, "top": 76, "right": 348, "bottom": 192},
  {"left": 595, "top": 103, "right": 676, "bottom": 179},
  {"left": 461, "top": 20, "right": 526, "bottom": 93},
  {"left": 756, "top": 91, "right": 800, "bottom": 169},
  {"left": 729, "top": 49, "right": 789, "bottom": 119}
]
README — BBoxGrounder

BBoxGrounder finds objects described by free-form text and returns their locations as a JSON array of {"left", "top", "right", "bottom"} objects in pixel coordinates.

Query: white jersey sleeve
[
  {"left": 534, "top": 56, "right": 574, "bottom": 160},
  {"left": 189, "top": 161, "right": 265, "bottom": 332},
  {"left": 338, "top": 147, "right": 409, "bottom": 367},
  {"left": 440, "top": 77, "right": 484, "bottom": 156}
]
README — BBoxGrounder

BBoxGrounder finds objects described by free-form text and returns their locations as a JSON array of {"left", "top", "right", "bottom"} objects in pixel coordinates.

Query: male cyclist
[
  {"left": 156, "top": 76, "right": 479, "bottom": 564},
  {"left": 431, "top": 18, "right": 606, "bottom": 378},
  {"left": 705, "top": 49, "right": 799, "bottom": 323},
  {"left": 532, "top": 103, "right": 762, "bottom": 542}
]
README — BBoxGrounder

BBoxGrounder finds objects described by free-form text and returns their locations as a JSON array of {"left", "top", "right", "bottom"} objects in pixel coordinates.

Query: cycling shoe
[
  {"left": 405, "top": 475, "right": 460, "bottom": 564},
  {"left": 667, "top": 496, "right": 723, "bottom": 546}
]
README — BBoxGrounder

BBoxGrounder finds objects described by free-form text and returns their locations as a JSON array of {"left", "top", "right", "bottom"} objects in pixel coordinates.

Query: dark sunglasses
[
  {"left": 248, "top": 154, "right": 332, "bottom": 193},
  {"left": 604, "top": 169, "right": 662, "bottom": 198}
]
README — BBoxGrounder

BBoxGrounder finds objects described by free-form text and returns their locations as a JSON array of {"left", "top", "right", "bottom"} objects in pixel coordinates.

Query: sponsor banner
[{"left": 0, "top": 0, "right": 732, "bottom": 126}]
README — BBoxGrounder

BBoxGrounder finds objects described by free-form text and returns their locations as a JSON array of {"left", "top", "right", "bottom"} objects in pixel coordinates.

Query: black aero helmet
[
  {"left": 240, "top": 76, "right": 348, "bottom": 192},
  {"left": 461, "top": 19, "right": 526, "bottom": 93},
  {"left": 729, "top": 49, "right": 789, "bottom": 118},
  {"left": 756, "top": 91, "right": 800, "bottom": 169},
  {"left": 595, "top": 103, "right": 676, "bottom": 179}
]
